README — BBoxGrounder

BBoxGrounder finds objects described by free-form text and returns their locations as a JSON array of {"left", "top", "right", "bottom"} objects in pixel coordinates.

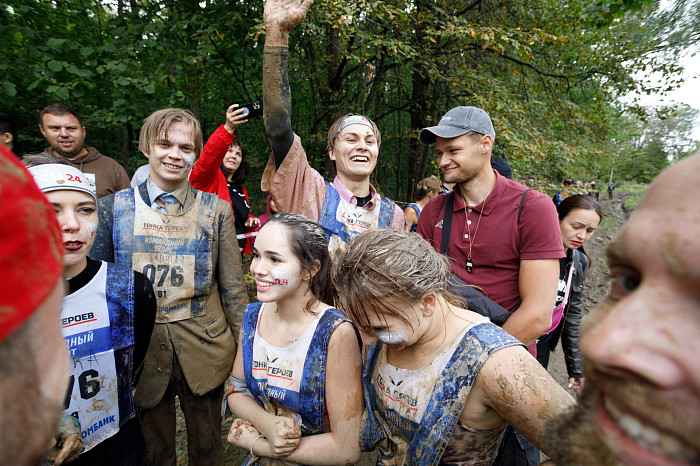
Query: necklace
[{"left": 459, "top": 176, "right": 496, "bottom": 273}]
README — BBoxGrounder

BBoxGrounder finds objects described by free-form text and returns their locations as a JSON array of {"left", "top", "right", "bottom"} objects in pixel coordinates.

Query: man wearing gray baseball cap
[
  {"left": 417, "top": 106, "right": 564, "bottom": 465},
  {"left": 417, "top": 106, "right": 564, "bottom": 464}
]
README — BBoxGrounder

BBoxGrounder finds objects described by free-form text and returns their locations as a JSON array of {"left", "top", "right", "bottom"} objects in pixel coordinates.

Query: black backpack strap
[
  {"left": 517, "top": 189, "right": 531, "bottom": 224},
  {"left": 440, "top": 192, "right": 455, "bottom": 255}
]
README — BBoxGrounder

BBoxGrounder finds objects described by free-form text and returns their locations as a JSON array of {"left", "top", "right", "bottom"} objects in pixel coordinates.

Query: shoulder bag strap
[{"left": 440, "top": 192, "right": 455, "bottom": 255}]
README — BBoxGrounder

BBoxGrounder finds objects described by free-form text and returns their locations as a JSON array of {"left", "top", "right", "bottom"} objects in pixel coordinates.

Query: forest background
[{"left": 2, "top": 0, "right": 699, "bottom": 210}]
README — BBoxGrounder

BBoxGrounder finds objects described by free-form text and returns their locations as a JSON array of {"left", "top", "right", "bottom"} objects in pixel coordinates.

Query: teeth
[
  {"left": 351, "top": 156, "right": 368, "bottom": 162},
  {"left": 256, "top": 280, "right": 273, "bottom": 288},
  {"left": 164, "top": 163, "right": 181, "bottom": 169},
  {"left": 604, "top": 397, "right": 696, "bottom": 462}
]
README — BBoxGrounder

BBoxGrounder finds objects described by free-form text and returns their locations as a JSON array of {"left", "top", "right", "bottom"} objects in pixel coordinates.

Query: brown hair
[
  {"left": 414, "top": 176, "right": 441, "bottom": 202},
  {"left": 138, "top": 108, "right": 203, "bottom": 158},
  {"left": 326, "top": 113, "right": 382, "bottom": 151},
  {"left": 333, "top": 229, "right": 462, "bottom": 337},
  {"left": 557, "top": 194, "right": 603, "bottom": 223},
  {"left": 39, "top": 104, "right": 83, "bottom": 127},
  {"left": 262, "top": 213, "right": 335, "bottom": 311}
]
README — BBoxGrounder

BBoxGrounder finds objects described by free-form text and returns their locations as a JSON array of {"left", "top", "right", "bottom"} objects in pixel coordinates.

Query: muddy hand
[
  {"left": 264, "top": 415, "right": 301, "bottom": 456},
  {"left": 227, "top": 422, "right": 260, "bottom": 445},
  {"left": 264, "top": 0, "right": 314, "bottom": 33},
  {"left": 47, "top": 433, "right": 83, "bottom": 465}
]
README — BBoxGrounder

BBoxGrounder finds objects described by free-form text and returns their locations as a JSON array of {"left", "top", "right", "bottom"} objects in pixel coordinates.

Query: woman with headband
[{"left": 26, "top": 155, "right": 156, "bottom": 466}]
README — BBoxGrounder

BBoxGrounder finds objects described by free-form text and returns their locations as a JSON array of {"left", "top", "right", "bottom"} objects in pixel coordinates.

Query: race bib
[{"left": 61, "top": 265, "right": 120, "bottom": 451}]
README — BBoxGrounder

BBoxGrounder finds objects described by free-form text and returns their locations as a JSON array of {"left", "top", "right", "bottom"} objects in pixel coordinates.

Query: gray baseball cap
[{"left": 419, "top": 106, "right": 495, "bottom": 144}]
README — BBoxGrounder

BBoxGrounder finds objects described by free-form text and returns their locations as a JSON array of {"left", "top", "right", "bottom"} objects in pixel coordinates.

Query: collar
[
  {"left": 146, "top": 179, "right": 190, "bottom": 207},
  {"left": 453, "top": 170, "right": 504, "bottom": 215},
  {"left": 332, "top": 176, "right": 378, "bottom": 208}
]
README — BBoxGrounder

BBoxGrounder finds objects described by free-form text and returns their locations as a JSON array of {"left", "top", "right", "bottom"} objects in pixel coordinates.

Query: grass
[
  {"left": 598, "top": 216, "right": 617, "bottom": 231},
  {"left": 618, "top": 181, "right": 649, "bottom": 192},
  {"left": 623, "top": 193, "right": 643, "bottom": 210}
]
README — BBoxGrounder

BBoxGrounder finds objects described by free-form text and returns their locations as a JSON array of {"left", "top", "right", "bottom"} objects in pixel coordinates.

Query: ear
[
  {"left": 328, "top": 147, "right": 336, "bottom": 161},
  {"left": 39, "top": 124, "right": 47, "bottom": 138},
  {"left": 303, "top": 260, "right": 321, "bottom": 281},
  {"left": 481, "top": 135, "right": 493, "bottom": 153},
  {"left": 420, "top": 293, "right": 437, "bottom": 317}
]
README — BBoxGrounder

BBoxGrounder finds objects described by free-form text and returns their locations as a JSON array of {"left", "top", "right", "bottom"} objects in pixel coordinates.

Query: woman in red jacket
[{"left": 189, "top": 105, "right": 260, "bottom": 254}]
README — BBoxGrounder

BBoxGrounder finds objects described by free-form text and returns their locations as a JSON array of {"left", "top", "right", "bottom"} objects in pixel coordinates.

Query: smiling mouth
[
  {"left": 603, "top": 397, "right": 697, "bottom": 463},
  {"left": 351, "top": 156, "right": 369, "bottom": 162},
  {"left": 163, "top": 162, "right": 182, "bottom": 170},
  {"left": 255, "top": 280, "right": 274, "bottom": 288}
]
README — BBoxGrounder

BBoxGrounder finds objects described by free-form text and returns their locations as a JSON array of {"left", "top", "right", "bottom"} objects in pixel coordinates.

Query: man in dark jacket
[{"left": 39, "top": 104, "right": 130, "bottom": 197}]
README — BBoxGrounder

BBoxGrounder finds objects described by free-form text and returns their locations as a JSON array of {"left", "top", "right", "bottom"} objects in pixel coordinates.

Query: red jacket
[{"left": 189, "top": 125, "right": 254, "bottom": 254}]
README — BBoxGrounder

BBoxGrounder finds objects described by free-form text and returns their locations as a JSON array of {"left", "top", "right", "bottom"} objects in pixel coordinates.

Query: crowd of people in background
[{"left": 1, "top": 0, "right": 699, "bottom": 465}]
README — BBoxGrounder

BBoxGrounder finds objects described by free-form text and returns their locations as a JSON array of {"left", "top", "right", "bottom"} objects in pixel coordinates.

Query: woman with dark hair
[
  {"left": 536, "top": 194, "right": 602, "bottom": 390},
  {"left": 221, "top": 139, "right": 260, "bottom": 253},
  {"left": 332, "top": 229, "right": 573, "bottom": 465},
  {"left": 189, "top": 105, "right": 260, "bottom": 254},
  {"left": 404, "top": 176, "right": 440, "bottom": 232},
  {"left": 226, "top": 213, "right": 363, "bottom": 465}
]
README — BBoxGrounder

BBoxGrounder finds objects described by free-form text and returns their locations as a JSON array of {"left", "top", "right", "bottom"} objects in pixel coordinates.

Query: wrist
[
  {"left": 250, "top": 434, "right": 265, "bottom": 456},
  {"left": 264, "top": 28, "right": 290, "bottom": 47}
]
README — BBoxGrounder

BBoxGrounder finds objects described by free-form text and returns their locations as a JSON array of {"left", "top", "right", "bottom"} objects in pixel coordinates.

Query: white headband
[
  {"left": 338, "top": 115, "right": 374, "bottom": 134},
  {"left": 28, "top": 164, "right": 97, "bottom": 203}
]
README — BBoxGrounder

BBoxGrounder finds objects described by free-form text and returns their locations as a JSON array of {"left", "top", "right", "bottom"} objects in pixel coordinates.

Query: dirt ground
[{"left": 173, "top": 191, "right": 639, "bottom": 465}]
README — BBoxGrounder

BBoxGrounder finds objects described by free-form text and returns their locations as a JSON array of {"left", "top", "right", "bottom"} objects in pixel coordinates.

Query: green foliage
[
  {"left": 624, "top": 193, "right": 644, "bottom": 210},
  {"left": 1, "top": 0, "right": 697, "bottom": 205},
  {"left": 607, "top": 105, "right": 698, "bottom": 183},
  {"left": 599, "top": 216, "right": 617, "bottom": 231}
]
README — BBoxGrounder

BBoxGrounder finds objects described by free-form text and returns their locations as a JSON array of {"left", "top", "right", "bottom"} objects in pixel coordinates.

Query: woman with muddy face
[
  {"left": 536, "top": 194, "right": 602, "bottom": 390},
  {"left": 226, "top": 213, "right": 363, "bottom": 465},
  {"left": 333, "top": 229, "right": 574, "bottom": 465},
  {"left": 25, "top": 155, "right": 156, "bottom": 466}
]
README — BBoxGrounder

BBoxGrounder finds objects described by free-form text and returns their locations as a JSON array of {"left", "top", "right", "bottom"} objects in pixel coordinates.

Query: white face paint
[
  {"left": 378, "top": 330, "right": 409, "bottom": 345},
  {"left": 87, "top": 221, "right": 98, "bottom": 238},
  {"left": 271, "top": 269, "right": 293, "bottom": 287},
  {"left": 184, "top": 154, "right": 196, "bottom": 170}
]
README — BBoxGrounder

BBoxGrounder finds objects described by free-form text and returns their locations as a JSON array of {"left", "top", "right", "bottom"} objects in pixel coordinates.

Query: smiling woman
[{"left": 226, "top": 213, "right": 364, "bottom": 465}]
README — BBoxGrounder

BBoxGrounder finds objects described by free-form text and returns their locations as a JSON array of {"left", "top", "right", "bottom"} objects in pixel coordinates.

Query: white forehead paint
[
  {"left": 378, "top": 330, "right": 409, "bottom": 345},
  {"left": 87, "top": 222, "right": 98, "bottom": 238},
  {"left": 271, "top": 269, "right": 292, "bottom": 287},
  {"left": 184, "top": 154, "right": 196, "bottom": 170}
]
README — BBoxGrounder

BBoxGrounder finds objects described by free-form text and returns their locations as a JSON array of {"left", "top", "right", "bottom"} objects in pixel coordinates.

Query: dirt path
[{"left": 175, "top": 192, "right": 639, "bottom": 464}]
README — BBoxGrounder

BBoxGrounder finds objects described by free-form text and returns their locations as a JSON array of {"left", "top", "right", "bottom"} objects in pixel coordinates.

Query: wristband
[
  {"left": 58, "top": 413, "right": 81, "bottom": 440},
  {"left": 250, "top": 434, "right": 264, "bottom": 456}
]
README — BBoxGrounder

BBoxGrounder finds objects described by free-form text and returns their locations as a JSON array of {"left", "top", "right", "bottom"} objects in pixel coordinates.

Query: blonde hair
[
  {"left": 138, "top": 108, "right": 203, "bottom": 158},
  {"left": 332, "top": 229, "right": 463, "bottom": 337}
]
